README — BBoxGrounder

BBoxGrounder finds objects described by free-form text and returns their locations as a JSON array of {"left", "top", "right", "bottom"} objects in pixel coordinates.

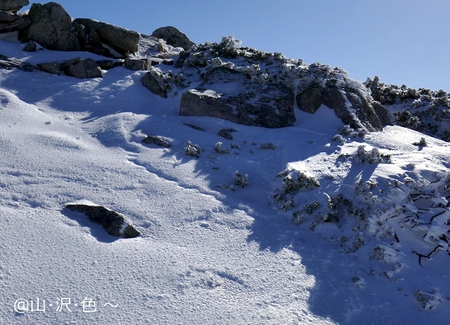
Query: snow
[{"left": 1, "top": 38, "right": 450, "bottom": 325}]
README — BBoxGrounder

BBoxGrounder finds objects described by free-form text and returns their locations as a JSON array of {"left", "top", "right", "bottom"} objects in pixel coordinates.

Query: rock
[
  {"left": 37, "top": 61, "right": 60, "bottom": 75},
  {"left": 18, "top": 2, "right": 80, "bottom": 51},
  {"left": 296, "top": 86, "right": 324, "bottom": 114},
  {"left": 0, "top": 53, "right": 36, "bottom": 71},
  {"left": 0, "top": 11, "right": 30, "bottom": 33},
  {"left": 151, "top": 26, "right": 194, "bottom": 50},
  {"left": 0, "top": 0, "right": 29, "bottom": 12},
  {"left": 73, "top": 18, "right": 140, "bottom": 56},
  {"left": 141, "top": 70, "right": 168, "bottom": 98},
  {"left": 296, "top": 85, "right": 391, "bottom": 131},
  {"left": 183, "top": 123, "right": 205, "bottom": 131},
  {"left": 59, "top": 57, "right": 82, "bottom": 71},
  {"left": 142, "top": 135, "right": 171, "bottom": 148},
  {"left": 64, "top": 58, "right": 103, "bottom": 79},
  {"left": 65, "top": 203, "right": 140, "bottom": 238},
  {"left": 96, "top": 59, "right": 123, "bottom": 70},
  {"left": 124, "top": 58, "right": 151, "bottom": 71},
  {"left": 22, "top": 39, "right": 36, "bottom": 52},
  {"left": 218, "top": 128, "right": 236, "bottom": 140},
  {"left": 180, "top": 67, "right": 295, "bottom": 128}
]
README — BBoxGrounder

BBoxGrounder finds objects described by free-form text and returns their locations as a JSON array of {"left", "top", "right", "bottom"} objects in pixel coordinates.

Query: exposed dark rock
[
  {"left": 141, "top": 71, "right": 168, "bottom": 98},
  {"left": 59, "top": 57, "right": 82, "bottom": 70},
  {"left": 64, "top": 58, "right": 103, "bottom": 79},
  {"left": 0, "top": 11, "right": 30, "bottom": 33},
  {"left": 296, "top": 86, "right": 324, "bottom": 114},
  {"left": 124, "top": 58, "right": 151, "bottom": 71},
  {"left": 18, "top": 2, "right": 80, "bottom": 51},
  {"left": 37, "top": 61, "right": 60, "bottom": 75},
  {"left": 183, "top": 123, "right": 205, "bottom": 131},
  {"left": 142, "top": 135, "right": 172, "bottom": 148},
  {"left": 66, "top": 203, "right": 140, "bottom": 238},
  {"left": 0, "top": 53, "right": 36, "bottom": 71},
  {"left": 96, "top": 59, "right": 123, "bottom": 70},
  {"left": 296, "top": 85, "right": 391, "bottom": 131},
  {"left": 22, "top": 40, "right": 37, "bottom": 52},
  {"left": 0, "top": 0, "right": 29, "bottom": 12},
  {"left": 180, "top": 67, "right": 295, "bottom": 128},
  {"left": 218, "top": 128, "right": 236, "bottom": 140},
  {"left": 151, "top": 26, "right": 194, "bottom": 50},
  {"left": 73, "top": 18, "right": 140, "bottom": 56}
]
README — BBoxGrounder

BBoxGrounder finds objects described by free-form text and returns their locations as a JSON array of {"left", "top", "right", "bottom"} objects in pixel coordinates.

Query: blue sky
[{"left": 23, "top": 1, "right": 450, "bottom": 91}]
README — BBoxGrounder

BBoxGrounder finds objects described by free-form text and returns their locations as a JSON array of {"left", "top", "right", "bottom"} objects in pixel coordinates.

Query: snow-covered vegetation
[{"left": 0, "top": 32, "right": 450, "bottom": 325}]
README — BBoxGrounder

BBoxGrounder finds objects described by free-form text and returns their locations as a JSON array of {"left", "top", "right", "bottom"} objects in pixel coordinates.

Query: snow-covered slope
[{"left": 0, "top": 36, "right": 449, "bottom": 325}]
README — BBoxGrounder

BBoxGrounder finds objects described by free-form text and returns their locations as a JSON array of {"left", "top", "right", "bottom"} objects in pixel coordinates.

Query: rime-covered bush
[
  {"left": 214, "top": 141, "right": 229, "bottom": 154},
  {"left": 184, "top": 140, "right": 202, "bottom": 157},
  {"left": 355, "top": 145, "right": 391, "bottom": 164},
  {"left": 277, "top": 169, "right": 320, "bottom": 193},
  {"left": 412, "top": 137, "right": 428, "bottom": 147},
  {"left": 234, "top": 171, "right": 248, "bottom": 188}
]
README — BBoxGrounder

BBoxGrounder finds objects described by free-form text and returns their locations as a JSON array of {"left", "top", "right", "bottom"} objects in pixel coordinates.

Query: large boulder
[
  {"left": 180, "top": 67, "right": 295, "bottom": 128},
  {"left": 152, "top": 26, "right": 194, "bottom": 50},
  {"left": 63, "top": 58, "right": 103, "bottom": 79},
  {"left": 296, "top": 85, "right": 391, "bottom": 131},
  {"left": 141, "top": 69, "right": 169, "bottom": 98},
  {"left": 73, "top": 18, "right": 140, "bottom": 56},
  {"left": 0, "top": 0, "right": 28, "bottom": 12},
  {"left": 18, "top": 2, "right": 80, "bottom": 51},
  {"left": 65, "top": 203, "right": 140, "bottom": 238}
]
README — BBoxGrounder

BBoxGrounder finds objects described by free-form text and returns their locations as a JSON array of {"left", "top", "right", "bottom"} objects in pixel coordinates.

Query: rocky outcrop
[
  {"left": 64, "top": 58, "right": 103, "bottom": 78},
  {"left": 124, "top": 58, "right": 152, "bottom": 71},
  {"left": 142, "top": 135, "right": 172, "bottom": 148},
  {"left": 296, "top": 85, "right": 391, "bottom": 131},
  {"left": 37, "top": 57, "right": 104, "bottom": 78},
  {"left": 0, "top": 11, "right": 30, "bottom": 33},
  {"left": 73, "top": 18, "right": 140, "bottom": 56},
  {"left": 66, "top": 203, "right": 140, "bottom": 238},
  {"left": 18, "top": 2, "right": 80, "bottom": 51},
  {"left": 0, "top": 0, "right": 28, "bottom": 12},
  {"left": 180, "top": 67, "right": 295, "bottom": 128},
  {"left": 152, "top": 26, "right": 194, "bottom": 50},
  {"left": 0, "top": 53, "right": 36, "bottom": 71},
  {"left": 141, "top": 70, "right": 169, "bottom": 98}
]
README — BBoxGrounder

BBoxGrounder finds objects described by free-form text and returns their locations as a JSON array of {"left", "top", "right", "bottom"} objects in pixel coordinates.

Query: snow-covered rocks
[
  {"left": 65, "top": 203, "right": 141, "bottom": 238},
  {"left": 180, "top": 66, "right": 296, "bottom": 128}
]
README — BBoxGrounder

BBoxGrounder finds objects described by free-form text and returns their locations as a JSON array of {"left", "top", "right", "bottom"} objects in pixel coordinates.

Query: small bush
[
  {"left": 278, "top": 170, "right": 320, "bottom": 193},
  {"left": 184, "top": 140, "right": 202, "bottom": 157},
  {"left": 234, "top": 171, "right": 249, "bottom": 188},
  {"left": 214, "top": 142, "right": 229, "bottom": 154},
  {"left": 413, "top": 137, "right": 427, "bottom": 147}
]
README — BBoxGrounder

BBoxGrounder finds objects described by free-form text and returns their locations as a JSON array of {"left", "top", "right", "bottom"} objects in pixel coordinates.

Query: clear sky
[{"left": 22, "top": 1, "right": 450, "bottom": 91}]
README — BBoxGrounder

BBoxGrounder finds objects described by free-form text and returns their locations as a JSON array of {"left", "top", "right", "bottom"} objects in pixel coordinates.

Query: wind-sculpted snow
[{"left": 0, "top": 35, "right": 450, "bottom": 325}]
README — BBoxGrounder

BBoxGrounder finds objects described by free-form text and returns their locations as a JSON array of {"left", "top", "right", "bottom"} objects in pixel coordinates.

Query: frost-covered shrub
[
  {"left": 412, "top": 137, "right": 427, "bottom": 147},
  {"left": 338, "top": 125, "right": 366, "bottom": 138},
  {"left": 234, "top": 171, "right": 248, "bottom": 188},
  {"left": 211, "top": 36, "right": 242, "bottom": 58},
  {"left": 292, "top": 201, "right": 321, "bottom": 224},
  {"left": 414, "top": 290, "right": 444, "bottom": 310},
  {"left": 214, "top": 141, "right": 229, "bottom": 154},
  {"left": 277, "top": 170, "right": 320, "bottom": 193},
  {"left": 259, "top": 142, "right": 277, "bottom": 150},
  {"left": 332, "top": 134, "right": 345, "bottom": 144},
  {"left": 184, "top": 140, "right": 202, "bottom": 157},
  {"left": 355, "top": 145, "right": 391, "bottom": 164},
  {"left": 395, "top": 110, "right": 422, "bottom": 129},
  {"left": 207, "top": 57, "right": 235, "bottom": 70}
]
